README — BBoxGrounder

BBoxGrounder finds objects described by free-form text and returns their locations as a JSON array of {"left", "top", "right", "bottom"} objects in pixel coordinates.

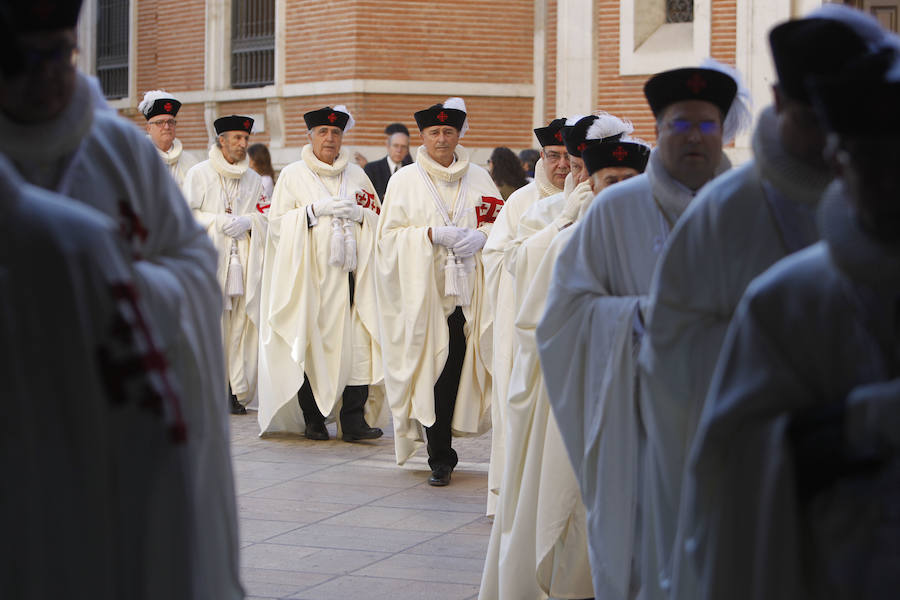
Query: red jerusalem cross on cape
[{"left": 477, "top": 195, "right": 504, "bottom": 226}]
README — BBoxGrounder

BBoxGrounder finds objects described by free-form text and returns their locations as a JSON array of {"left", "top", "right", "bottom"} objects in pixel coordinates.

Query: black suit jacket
[{"left": 364, "top": 154, "right": 413, "bottom": 202}]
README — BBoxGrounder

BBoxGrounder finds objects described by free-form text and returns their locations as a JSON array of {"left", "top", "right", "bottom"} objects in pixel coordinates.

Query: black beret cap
[
  {"left": 533, "top": 118, "right": 568, "bottom": 147},
  {"left": 644, "top": 67, "right": 737, "bottom": 118},
  {"left": 583, "top": 140, "right": 651, "bottom": 175},
  {"left": 214, "top": 115, "right": 254, "bottom": 135},
  {"left": 304, "top": 107, "right": 350, "bottom": 130},
  {"left": 414, "top": 104, "right": 466, "bottom": 132}
]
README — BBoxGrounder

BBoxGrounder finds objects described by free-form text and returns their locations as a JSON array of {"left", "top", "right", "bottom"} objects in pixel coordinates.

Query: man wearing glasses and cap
[{"left": 139, "top": 89, "right": 197, "bottom": 189}]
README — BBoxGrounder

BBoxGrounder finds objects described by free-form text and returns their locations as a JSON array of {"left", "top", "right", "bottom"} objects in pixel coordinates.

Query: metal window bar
[
  {"left": 97, "top": 0, "right": 129, "bottom": 98},
  {"left": 231, "top": 0, "right": 275, "bottom": 88},
  {"left": 667, "top": 0, "right": 694, "bottom": 23}
]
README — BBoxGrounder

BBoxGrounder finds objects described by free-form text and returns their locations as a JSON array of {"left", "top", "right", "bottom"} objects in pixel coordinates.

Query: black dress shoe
[
  {"left": 304, "top": 421, "right": 329, "bottom": 441},
  {"left": 428, "top": 465, "right": 453, "bottom": 486},
  {"left": 230, "top": 395, "right": 247, "bottom": 415},
  {"left": 342, "top": 426, "right": 384, "bottom": 442}
]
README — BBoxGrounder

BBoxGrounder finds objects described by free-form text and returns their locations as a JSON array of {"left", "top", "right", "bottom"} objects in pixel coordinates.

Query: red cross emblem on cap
[
  {"left": 686, "top": 73, "right": 707, "bottom": 94},
  {"left": 244, "top": 120, "right": 251, "bottom": 130},
  {"left": 612, "top": 145, "right": 628, "bottom": 161},
  {"left": 328, "top": 112, "right": 338, "bottom": 123},
  {"left": 577, "top": 142, "right": 587, "bottom": 152},
  {"left": 163, "top": 102, "right": 173, "bottom": 112},
  {"left": 554, "top": 130, "right": 563, "bottom": 142},
  {"left": 436, "top": 111, "right": 449, "bottom": 123}
]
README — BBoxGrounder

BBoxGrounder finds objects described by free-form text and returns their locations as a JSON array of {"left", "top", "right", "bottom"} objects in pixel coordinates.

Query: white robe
[
  {"left": 375, "top": 144, "right": 501, "bottom": 464},
  {"left": 258, "top": 145, "right": 383, "bottom": 435},
  {"left": 676, "top": 182, "right": 900, "bottom": 600},
  {"left": 0, "top": 72, "right": 242, "bottom": 600},
  {"left": 184, "top": 147, "right": 268, "bottom": 408},
  {"left": 156, "top": 137, "right": 199, "bottom": 190},
  {"left": 0, "top": 155, "right": 194, "bottom": 600},
  {"left": 480, "top": 178, "right": 595, "bottom": 600},
  {"left": 637, "top": 107, "right": 829, "bottom": 598},
  {"left": 536, "top": 150, "right": 728, "bottom": 600},
  {"left": 482, "top": 158, "right": 562, "bottom": 515}
]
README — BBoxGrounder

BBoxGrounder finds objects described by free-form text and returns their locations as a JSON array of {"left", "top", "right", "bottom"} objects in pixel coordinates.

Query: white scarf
[
  {"left": 415, "top": 144, "right": 475, "bottom": 305},
  {"left": 157, "top": 137, "right": 184, "bottom": 166},
  {"left": 209, "top": 144, "right": 249, "bottom": 179},
  {"left": 534, "top": 157, "right": 564, "bottom": 199},
  {"left": 301, "top": 144, "right": 358, "bottom": 272}
]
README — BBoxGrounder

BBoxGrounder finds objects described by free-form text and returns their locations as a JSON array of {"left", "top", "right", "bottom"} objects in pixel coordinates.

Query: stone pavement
[{"left": 230, "top": 411, "right": 493, "bottom": 600}]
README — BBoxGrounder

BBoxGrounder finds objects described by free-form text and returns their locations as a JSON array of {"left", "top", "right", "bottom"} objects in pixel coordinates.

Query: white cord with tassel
[{"left": 224, "top": 239, "right": 244, "bottom": 310}]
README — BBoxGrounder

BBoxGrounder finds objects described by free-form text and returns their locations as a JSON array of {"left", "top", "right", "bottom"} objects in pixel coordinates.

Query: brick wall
[
  {"left": 135, "top": 0, "right": 206, "bottom": 95},
  {"left": 544, "top": 0, "right": 557, "bottom": 124}
]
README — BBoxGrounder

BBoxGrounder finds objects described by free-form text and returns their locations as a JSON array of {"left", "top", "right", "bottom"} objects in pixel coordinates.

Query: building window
[
  {"left": 96, "top": 0, "right": 129, "bottom": 98},
  {"left": 667, "top": 0, "right": 693, "bottom": 23},
  {"left": 231, "top": 0, "right": 275, "bottom": 88}
]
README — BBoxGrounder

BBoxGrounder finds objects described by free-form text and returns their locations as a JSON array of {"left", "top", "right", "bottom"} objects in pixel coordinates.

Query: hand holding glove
[
  {"left": 332, "top": 198, "right": 363, "bottom": 222},
  {"left": 431, "top": 225, "right": 466, "bottom": 248},
  {"left": 451, "top": 228, "right": 487, "bottom": 258},
  {"left": 222, "top": 215, "right": 252, "bottom": 238}
]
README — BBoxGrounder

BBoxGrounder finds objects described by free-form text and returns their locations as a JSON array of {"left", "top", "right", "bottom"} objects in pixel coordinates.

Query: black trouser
[
  {"left": 426, "top": 306, "right": 466, "bottom": 471},
  {"left": 297, "top": 376, "right": 370, "bottom": 431}
]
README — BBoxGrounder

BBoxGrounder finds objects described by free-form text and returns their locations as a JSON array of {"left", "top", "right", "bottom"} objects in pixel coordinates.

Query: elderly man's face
[
  {"left": 310, "top": 125, "right": 343, "bottom": 165},
  {"left": 421, "top": 125, "right": 459, "bottom": 167},
  {"left": 0, "top": 29, "right": 77, "bottom": 123},
  {"left": 570, "top": 155, "right": 590, "bottom": 185},
  {"left": 655, "top": 99, "right": 724, "bottom": 191},
  {"left": 219, "top": 130, "right": 249, "bottom": 164},
  {"left": 541, "top": 145, "right": 570, "bottom": 188},
  {"left": 147, "top": 115, "right": 177, "bottom": 152},
  {"left": 387, "top": 132, "right": 410, "bottom": 164},
  {"left": 590, "top": 166, "right": 640, "bottom": 193}
]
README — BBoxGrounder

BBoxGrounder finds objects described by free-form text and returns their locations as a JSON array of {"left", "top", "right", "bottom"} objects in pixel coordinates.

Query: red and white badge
[{"left": 476, "top": 195, "right": 504, "bottom": 226}]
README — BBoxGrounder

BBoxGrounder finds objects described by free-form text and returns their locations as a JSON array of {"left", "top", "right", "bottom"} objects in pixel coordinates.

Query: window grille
[
  {"left": 97, "top": 0, "right": 129, "bottom": 98},
  {"left": 231, "top": 0, "right": 275, "bottom": 88},
  {"left": 667, "top": 0, "right": 694, "bottom": 23}
]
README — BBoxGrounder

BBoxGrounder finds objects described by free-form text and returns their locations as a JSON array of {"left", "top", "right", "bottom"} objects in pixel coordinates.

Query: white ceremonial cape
[
  {"left": 258, "top": 145, "right": 383, "bottom": 435},
  {"left": 0, "top": 72, "right": 242, "bottom": 600},
  {"left": 156, "top": 137, "right": 199, "bottom": 190},
  {"left": 0, "top": 156, "right": 193, "bottom": 600},
  {"left": 638, "top": 107, "right": 829, "bottom": 598},
  {"left": 480, "top": 178, "right": 595, "bottom": 600},
  {"left": 184, "top": 146, "right": 268, "bottom": 408},
  {"left": 375, "top": 144, "right": 502, "bottom": 464},
  {"left": 482, "top": 157, "right": 562, "bottom": 515},
  {"left": 536, "top": 150, "right": 729, "bottom": 600},
  {"left": 676, "top": 182, "right": 900, "bottom": 600}
]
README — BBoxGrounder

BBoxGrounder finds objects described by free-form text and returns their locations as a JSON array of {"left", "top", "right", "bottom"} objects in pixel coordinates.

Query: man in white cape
[
  {"left": 138, "top": 89, "right": 198, "bottom": 189},
  {"left": 637, "top": 11, "right": 881, "bottom": 598},
  {"left": 184, "top": 114, "right": 268, "bottom": 414},
  {"left": 258, "top": 105, "right": 384, "bottom": 442},
  {"left": 481, "top": 116, "right": 567, "bottom": 515},
  {"left": 535, "top": 65, "right": 741, "bottom": 600},
  {"left": 481, "top": 114, "right": 650, "bottom": 600},
  {"left": 677, "top": 49, "right": 900, "bottom": 600},
  {"left": 0, "top": 152, "right": 196, "bottom": 599},
  {"left": 375, "top": 97, "right": 502, "bottom": 486},
  {"left": 0, "top": 3, "right": 241, "bottom": 597}
]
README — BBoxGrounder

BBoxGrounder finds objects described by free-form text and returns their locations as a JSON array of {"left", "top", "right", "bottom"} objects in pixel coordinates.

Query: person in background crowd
[
  {"left": 248, "top": 142, "right": 276, "bottom": 200},
  {"left": 363, "top": 122, "right": 412, "bottom": 201},
  {"left": 138, "top": 89, "right": 197, "bottom": 189},
  {"left": 183, "top": 115, "right": 269, "bottom": 416},
  {"left": 519, "top": 148, "right": 540, "bottom": 179},
  {"left": 488, "top": 146, "right": 528, "bottom": 201},
  {"left": 0, "top": 1, "right": 242, "bottom": 597}
]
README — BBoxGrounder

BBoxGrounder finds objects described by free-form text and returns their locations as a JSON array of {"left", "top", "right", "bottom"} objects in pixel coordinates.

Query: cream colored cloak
[
  {"left": 257, "top": 145, "right": 383, "bottom": 435},
  {"left": 156, "top": 137, "right": 199, "bottom": 190},
  {"left": 183, "top": 147, "right": 268, "bottom": 407},
  {"left": 375, "top": 144, "right": 501, "bottom": 464},
  {"left": 481, "top": 158, "right": 562, "bottom": 515}
]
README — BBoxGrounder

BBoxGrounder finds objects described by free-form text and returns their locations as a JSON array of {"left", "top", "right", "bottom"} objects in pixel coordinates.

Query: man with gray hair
[
  {"left": 183, "top": 115, "right": 268, "bottom": 416},
  {"left": 138, "top": 89, "right": 197, "bottom": 188},
  {"left": 257, "top": 105, "right": 384, "bottom": 443}
]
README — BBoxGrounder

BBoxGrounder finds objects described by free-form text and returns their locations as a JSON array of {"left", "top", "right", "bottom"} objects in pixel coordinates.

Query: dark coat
[{"left": 364, "top": 154, "right": 413, "bottom": 202}]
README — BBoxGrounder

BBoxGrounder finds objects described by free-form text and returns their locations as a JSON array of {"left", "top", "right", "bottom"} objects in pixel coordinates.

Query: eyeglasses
[
  {"left": 149, "top": 119, "right": 177, "bottom": 129},
  {"left": 667, "top": 119, "right": 720, "bottom": 135},
  {"left": 544, "top": 150, "right": 570, "bottom": 162}
]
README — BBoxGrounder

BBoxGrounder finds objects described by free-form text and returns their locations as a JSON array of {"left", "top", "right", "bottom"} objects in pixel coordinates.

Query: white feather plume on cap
[
  {"left": 443, "top": 97, "right": 469, "bottom": 137},
  {"left": 586, "top": 111, "right": 634, "bottom": 141},
  {"left": 138, "top": 89, "right": 177, "bottom": 117},
  {"left": 699, "top": 57, "right": 752, "bottom": 144},
  {"left": 332, "top": 104, "right": 355, "bottom": 132}
]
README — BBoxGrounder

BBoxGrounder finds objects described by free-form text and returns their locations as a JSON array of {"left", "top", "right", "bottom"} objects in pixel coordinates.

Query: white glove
[
  {"left": 312, "top": 199, "right": 336, "bottom": 218},
  {"left": 431, "top": 225, "right": 466, "bottom": 247},
  {"left": 222, "top": 215, "right": 251, "bottom": 238},
  {"left": 332, "top": 198, "right": 363, "bottom": 222},
  {"left": 215, "top": 214, "right": 232, "bottom": 232},
  {"left": 451, "top": 229, "right": 487, "bottom": 257}
]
